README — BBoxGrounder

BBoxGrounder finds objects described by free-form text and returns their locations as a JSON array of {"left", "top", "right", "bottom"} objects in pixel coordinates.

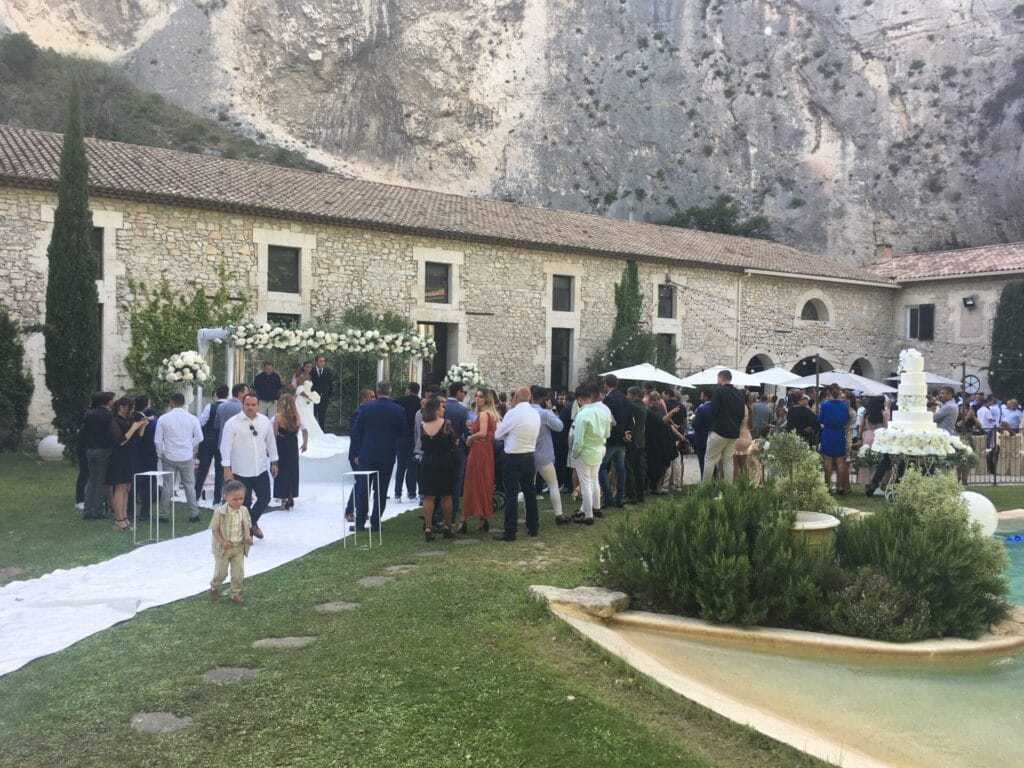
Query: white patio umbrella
[
  {"left": 883, "top": 371, "right": 962, "bottom": 387},
  {"left": 748, "top": 367, "right": 802, "bottom": 386},
  {"left": 783, "top": 370, "right": 896, "bottom": 396},
  {"left": 678, "top": 365, "right": 763, "bottom": 388},
  {"left": 600, "top": 362, "right": 688, "bottom": 387}
]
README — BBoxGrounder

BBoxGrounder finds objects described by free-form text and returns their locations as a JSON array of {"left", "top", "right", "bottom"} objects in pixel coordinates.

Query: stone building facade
[{"left": 4, "top": 125, "right": 1013, "bottom": 434}]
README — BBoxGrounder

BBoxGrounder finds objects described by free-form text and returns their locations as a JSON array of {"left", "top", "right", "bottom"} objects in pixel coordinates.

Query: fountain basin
[{"left": 790, "top": 510, "right": 841, "bottom": 549}]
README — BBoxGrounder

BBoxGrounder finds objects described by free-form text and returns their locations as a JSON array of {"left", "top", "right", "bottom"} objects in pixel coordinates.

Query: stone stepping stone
[
  {"left": 357, "top": 575, "right": 395, "bottom": 587},
  {"left": 252, "top": 636, "right": 316, "bottom": 649},
  {"left": 201, "top": 667, "right": 262, "bottom": 684},
  {"left": 413, "top": 549, "right": 447, "bottom": 557},
  {"left": 130, "top": 712, "right": 194, "bottom": 733},
  {"left": 382, "top": 564, "right": 419, "bottom": 573},
  {"left": 453, "top": 538, "right": 480, "bottom": 546},
  {"left": 314, "top": 601, "right": 360, "bottom": 613}
]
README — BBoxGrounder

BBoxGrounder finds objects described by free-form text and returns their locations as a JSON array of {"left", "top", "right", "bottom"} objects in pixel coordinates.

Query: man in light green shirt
[{"left": 571, "top": 385, "right": 611, "bottom": 523}]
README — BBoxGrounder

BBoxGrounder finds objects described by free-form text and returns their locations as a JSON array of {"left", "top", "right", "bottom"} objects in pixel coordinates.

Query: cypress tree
[
  {"left": 988, "top": 280, "right": 1024, "bottom": 398},
  {"left": 43, "top": 83, "right": 100, "bottom": 453}
]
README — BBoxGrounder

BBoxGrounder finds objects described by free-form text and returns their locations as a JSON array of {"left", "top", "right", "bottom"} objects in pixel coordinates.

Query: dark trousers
[
  {"left": 393, "top": 436, "right": 417, "bottom": 497},
  {"left": 694, "top": 443, "right": 707, "bottom": 479},
  {"left": 314, "top": 399, "right": 329, "bottom": 430},
  {"left": 599, "top": 444, "right": 627, "bottom": 505},
  {"left": 236, "top": 471, "right": 272, "bottom": 526},
  {"left": 451, "top": 447, "right": 467, "bottom": 517},
  {"left": 84, "top": 448, "right": 110, "bottom": 519},
  {"left": 75, "top": 445, "right": 89, "bottom": 505},
  {"left": 355, "top": 459, "right": 393, "bottom": 530},
  {"left": 502, "top": 452, "right": 539, "bottom": 537},
  {"left": 624, "top": 442, "right": 646, "bottom": 501},
  {"left": 194, "top": 443, "right": 222, "bottom": 501}
]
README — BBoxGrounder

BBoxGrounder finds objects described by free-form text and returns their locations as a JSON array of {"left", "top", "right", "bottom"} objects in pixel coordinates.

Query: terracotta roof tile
[
  {"left": 0, "top": 124, "right": 887, "bottom": 283},
  {"left": 866, "top": 242, "right": 1024, "bottom": 281}
]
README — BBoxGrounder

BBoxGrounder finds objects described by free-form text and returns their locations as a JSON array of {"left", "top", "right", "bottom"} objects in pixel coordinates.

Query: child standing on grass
[{"left": 208, "top": 480, "right": 253, "bottom": 605}]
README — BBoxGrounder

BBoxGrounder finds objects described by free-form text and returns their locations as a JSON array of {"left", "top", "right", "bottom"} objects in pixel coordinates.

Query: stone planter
[{"left": 790, "top": 511, "right": 841, "bottom": 549}]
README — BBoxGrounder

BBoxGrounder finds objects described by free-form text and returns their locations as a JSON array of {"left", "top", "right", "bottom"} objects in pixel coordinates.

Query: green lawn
[
  {"left": 0, "top": 452, "right": 1017, "bottom": 768},
  {"left": 0, "top": 452, "right": 828, "bottom": 768}
]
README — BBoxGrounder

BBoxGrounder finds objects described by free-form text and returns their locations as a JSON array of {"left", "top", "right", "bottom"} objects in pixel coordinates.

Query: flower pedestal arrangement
[
  {"left": 440, "top": 363, "right": 487, "bottom": 390},
  {"left": 162, "top": 350, "right": 212, "bottom": 407}
]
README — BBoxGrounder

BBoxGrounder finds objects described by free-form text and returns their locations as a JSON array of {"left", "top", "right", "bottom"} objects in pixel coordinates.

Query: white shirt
[
  {"left": 494, "top": 401, "right": 541, "bottom": 454},
  {"left": 977, "top": 405, "right": 1000, "bottom": 430},
  {"left": 154, "top": 407, "right": 203, "bottom": 462},
  {"left": 220, "top": 412, "right": 278, "bottom": 476}
]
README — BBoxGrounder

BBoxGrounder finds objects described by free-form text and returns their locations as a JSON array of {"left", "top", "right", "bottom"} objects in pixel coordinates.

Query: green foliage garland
[
  {"left": 0, "top": 307, "right": 34, "bottom": 449},
  {"left": 43, "top": 84, "right": 100, "bottom": 454},
  {"left": 988, "top": 280, "right": 1024, "bottom": 398},
  {"left": 124, "top": 270, "right": 247, "bottom": 405}
]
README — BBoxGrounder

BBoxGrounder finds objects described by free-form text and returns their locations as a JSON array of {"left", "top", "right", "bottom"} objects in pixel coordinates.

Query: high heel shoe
[
  {"left": 456, "top": 520, "right": 467, "bottom": 535},
  {"left": 442, "top": 525, "right": 454, "bottom": 539},
  {"left": 424, "top": 528, "right": 434, "bottom": 542},
  {"left": 113, "top": 518, "right": 132, "bottom": 531},
  {"left": 476, "top": 519, "right": 490, "bottom": 533}
]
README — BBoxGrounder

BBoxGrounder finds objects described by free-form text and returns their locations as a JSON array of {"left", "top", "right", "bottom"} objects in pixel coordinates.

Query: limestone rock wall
[{"left": 3, "top": 0, "right": 1022, "bottom": 262}]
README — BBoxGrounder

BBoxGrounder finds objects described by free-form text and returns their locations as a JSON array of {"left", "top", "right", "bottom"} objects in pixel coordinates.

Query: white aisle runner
[{"left": 0, "top": 481, "right": 417, "bottom": 677}]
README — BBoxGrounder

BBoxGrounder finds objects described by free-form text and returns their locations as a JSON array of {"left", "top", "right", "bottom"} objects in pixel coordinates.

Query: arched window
[{"left": 800, "top": 299, "right": 829, "bottom": 322}]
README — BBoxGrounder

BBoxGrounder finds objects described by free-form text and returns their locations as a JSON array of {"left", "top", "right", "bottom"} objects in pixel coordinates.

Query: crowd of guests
[{"left": 344, "top": 374, "right": 694, "bottom": 542}]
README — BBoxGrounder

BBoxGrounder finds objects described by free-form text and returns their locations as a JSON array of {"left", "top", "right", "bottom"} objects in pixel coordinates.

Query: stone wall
[
  {"left": 893, "top": 276, "right": 1017, "bottom": 396},
  {"left": 0, "top": 183, "right": 909, "bottom": 432}
]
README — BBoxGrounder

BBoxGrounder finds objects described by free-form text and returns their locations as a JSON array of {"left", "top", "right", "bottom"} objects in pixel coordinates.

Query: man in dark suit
[
  {"left": 310, "top": 354, "right": 333, "bottom": 430},
  {"left": 393, "top": 382, "right": 422, "bottom": 501},
  {"left": 691, "top": 389, "right": 713, "bottom": 479},
  {"left": 350, "top": 380, "right": 406, "bottom": 531},
  {"left": 598, "top": 374, "right": 634, "bottom": 508},
  {"left": 702, "top": 370, "right": 746, "bottom": 484}
]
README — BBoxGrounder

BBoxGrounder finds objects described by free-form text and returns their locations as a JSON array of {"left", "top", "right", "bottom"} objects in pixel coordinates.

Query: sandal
[
  {"left": 475, "top": 519, "right": 490, "bottom": 533},
  {"left": 456, "top": 520, "right": 467, "bottom": 535},
  {"left": 442, "top": 525, "right": 454, "bottom": 539},
  {"left": 113, "top": 518, "right": 132, "bottom": 531},
  {"left": 424, "top": 528, "right": 434, "bottom": 542}
]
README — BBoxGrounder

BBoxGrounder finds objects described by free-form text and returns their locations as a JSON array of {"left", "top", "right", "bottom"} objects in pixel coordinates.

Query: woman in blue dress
[{"left": 817, "top": 384, "right": 851, "bottom": 494}]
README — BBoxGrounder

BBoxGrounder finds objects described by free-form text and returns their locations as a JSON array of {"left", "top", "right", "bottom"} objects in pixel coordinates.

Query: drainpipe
[{"left": 735, "top": 272, "right": 750, "bottom": 367}]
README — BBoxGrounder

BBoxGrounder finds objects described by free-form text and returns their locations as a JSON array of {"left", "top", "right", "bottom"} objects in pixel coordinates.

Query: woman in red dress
[{"left": 458, "top": 389, "right": 501, "bottom": 533}]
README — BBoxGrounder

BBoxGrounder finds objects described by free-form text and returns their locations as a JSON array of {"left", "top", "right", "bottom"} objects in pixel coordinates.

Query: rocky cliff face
[{"left": 2, "top": 0, "right": 1023, "bottom": 262}]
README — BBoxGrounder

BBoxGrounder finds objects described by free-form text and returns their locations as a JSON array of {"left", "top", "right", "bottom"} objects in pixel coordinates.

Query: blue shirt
[{"left": 531, "top": 403, "right": 564, "bottom": 467}]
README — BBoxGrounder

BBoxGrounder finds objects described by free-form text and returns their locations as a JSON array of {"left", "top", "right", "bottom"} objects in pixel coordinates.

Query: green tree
[
  {"left": 124, "top": 270, "right": 247, "bottom": 405},
  {"left": 585, "top": 261, "right": 674, "bottom": 378},
  {"left": 988, "top": 280, "right": 1024, "bottom": 398},
  {"left": 43, "top": 83, "right": 100, "bottom": 454},
  {"left": 662, "top": 194, "right": 771, "bottom": 239},
  {"left": 0, "top": 307, "right": 34, "bottom": 449}
]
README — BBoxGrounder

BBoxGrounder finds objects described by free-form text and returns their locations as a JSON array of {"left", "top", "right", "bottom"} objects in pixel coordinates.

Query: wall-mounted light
[{"left": 962, "top": 296, "right": 976, "bottom": 309}]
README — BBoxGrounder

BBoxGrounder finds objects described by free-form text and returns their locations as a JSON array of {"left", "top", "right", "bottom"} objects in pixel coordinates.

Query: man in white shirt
[
  {"left": 932, "top": 386, "right": 959, "bottom": 435},
  {"left": 220, "top": 394, "right": 279, "bottom": 539},
  {"left": 493, "top": 386, "right": 541, "bottom": 542},
  {"left": 154, "top": 392, "right": 204, "bottom": 522},
  {"left": 1004, "top": 399, "right": 1022, "bottom": 433},
  {"left": 976, "top": 395, "right": 1001, "bottom": 475}
]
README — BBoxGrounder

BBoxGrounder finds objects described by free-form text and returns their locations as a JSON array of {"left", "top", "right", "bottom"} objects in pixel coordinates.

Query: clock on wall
[{"left": 963, "top": 374, "right": 981, "bottom": 394}]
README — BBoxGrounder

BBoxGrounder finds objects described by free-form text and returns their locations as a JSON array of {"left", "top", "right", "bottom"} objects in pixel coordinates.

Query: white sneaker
[{"left": 75, "top": 502, "right": 85, "bottom": 510}]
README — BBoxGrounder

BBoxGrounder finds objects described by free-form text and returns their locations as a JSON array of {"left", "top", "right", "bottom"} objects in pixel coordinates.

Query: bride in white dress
[{"left": 294, "top": 378, "right": 347, "bottom": 458}]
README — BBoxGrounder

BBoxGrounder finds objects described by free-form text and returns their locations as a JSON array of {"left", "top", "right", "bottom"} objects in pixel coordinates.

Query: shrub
[
  {"left": 834, "top": 469, "right": 1010, "bottom": 638},
  {"left": 759, "top": 431, "right": 836, "bottom": 514},
  {"left": 595, "top": 482, "right": 829, "bottom": 627},
  {"left": 828, "top": 567, "right": 932, "bottom": 642},
  {"left": 0, "top": 307, "right": 34, "bottom": 449}
]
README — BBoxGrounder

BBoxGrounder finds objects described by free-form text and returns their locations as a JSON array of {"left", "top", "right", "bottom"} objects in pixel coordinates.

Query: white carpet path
[{"left": 0, "top": 479, "right": 420, "bottom": 678}]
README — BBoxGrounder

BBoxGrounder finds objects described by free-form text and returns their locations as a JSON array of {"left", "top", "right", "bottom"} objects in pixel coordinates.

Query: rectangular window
[
  {"left": 551, "top": 328, "right": 573, "bottom": 392},
  {"left": 552, "top": 275, "right": 574, "bottom": 312},
  {"left": 656, "top": 333, "right": 676, "bottom": 368},
  {"left": 266, "top": 312, "right": 300, "bottom": 327},
  {"left": 267, "top": 245, "right": 300, "bottom": 293},
  {"left": 657, "top": 284, "right": 675, "bottom": 319},
  {"left": 91, "top": 226, "right": 104, "bottom": 280},
  {"left": 424, "top": 262, "right": 450, "bottom": 304},
  {"left": 907, "top": 304, "right": 935, "bottom": 341}
]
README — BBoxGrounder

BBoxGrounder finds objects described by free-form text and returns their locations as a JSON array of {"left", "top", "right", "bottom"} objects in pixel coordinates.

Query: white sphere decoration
[
  {"left": 37, "top": 435, "right": 64, "bottom": 460},
  {"left": 962, "top": 491, "right": 998, "bottom": 537}
]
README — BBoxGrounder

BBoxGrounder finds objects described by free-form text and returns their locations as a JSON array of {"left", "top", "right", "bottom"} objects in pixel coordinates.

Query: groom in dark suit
[
  {"left": 310, "top": 354, "right": 333, "bottom": 430},
  {"left": 350, "top": 380, "right": 406, "bottom": 531}
]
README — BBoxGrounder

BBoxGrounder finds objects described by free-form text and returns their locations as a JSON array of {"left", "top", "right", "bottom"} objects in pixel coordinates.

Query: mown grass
[{"left": 0, "top": 452, "right": 829, "bottom": 767}]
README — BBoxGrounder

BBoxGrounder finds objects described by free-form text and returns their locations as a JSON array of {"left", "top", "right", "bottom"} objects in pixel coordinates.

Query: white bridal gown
[{"left": 295, "top": 381, "right": 347, "bottom": 458}]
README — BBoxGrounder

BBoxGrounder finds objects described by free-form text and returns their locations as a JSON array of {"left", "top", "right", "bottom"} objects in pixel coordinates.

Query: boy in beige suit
[{"left": 208, "top": 480, "right": 253, "bottom": 604}]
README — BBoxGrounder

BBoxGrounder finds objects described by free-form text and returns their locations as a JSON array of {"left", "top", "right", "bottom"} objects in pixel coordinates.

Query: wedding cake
[{"left": 870, "top": 349, "right": 969, "bottom": 457}]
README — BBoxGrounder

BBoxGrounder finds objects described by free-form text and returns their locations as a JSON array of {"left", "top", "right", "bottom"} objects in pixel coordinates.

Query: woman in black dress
[
  {"left": 106, "top": 396, "right": 147, "bottom": 531},
  {"left": 273, "top": 393, "right": 308, "bottom": 509},
  {"left": 419, "top": 396, "right": 457, "bottom": 541}
]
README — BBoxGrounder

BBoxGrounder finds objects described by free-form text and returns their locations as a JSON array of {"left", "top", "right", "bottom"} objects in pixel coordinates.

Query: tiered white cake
[{"left": 869, "top": 349, "right": 969, "bottom": 457}]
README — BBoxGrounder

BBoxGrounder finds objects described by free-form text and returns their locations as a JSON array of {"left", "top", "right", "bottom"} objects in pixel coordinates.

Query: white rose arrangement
[
  {"left": 299, "top": 380, "right": 321, "bottom": 404},
  {"left": 441, "top": 362, "right": 488, "bottom": 390},
  {"left": 162, "top": 350, "right": 212, "bottom": 383}
]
